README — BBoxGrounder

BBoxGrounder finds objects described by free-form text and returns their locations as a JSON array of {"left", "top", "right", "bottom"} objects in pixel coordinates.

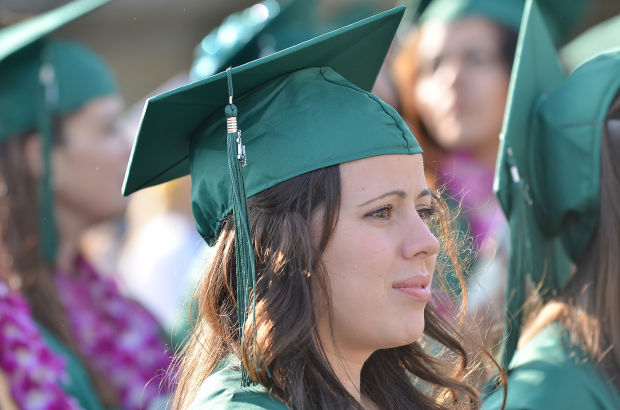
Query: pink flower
[
  {"left": 0, "top": 278, "right": 81, "bottom": 409},
  {"left": 55, "top": 255, "right": 173, "bottom": 409}
]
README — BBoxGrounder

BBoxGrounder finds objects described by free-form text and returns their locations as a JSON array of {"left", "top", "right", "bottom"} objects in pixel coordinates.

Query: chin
[
  {"left": 387, "top": 319, "right": 426, "bottom": 348},
  {"left": 434, "top": 129, "right": 463, "bottom": 150}
]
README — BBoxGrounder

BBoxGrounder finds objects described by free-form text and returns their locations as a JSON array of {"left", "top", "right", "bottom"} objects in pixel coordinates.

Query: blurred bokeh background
[{"left": 2, "top": 0, "right": 618, "bottom": 107}]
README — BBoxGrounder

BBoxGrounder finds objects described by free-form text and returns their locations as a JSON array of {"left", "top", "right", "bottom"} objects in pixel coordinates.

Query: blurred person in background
[
  {"left": 0, "top": 1, "right": 172, "bottom": 408},
  {"left": 484, "top": 1, "right": 620, "bottom": 407},
  {"left": 391, "top": 0, "right": 589, "bottom": 344}
]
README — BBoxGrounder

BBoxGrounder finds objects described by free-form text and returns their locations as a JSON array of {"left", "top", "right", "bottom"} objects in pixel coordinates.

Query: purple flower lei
[
  {"left": 55, "top": 255, "right": 173, "bottom": 410},
  {"left": 0, "top": 279, "right": 82, "bottom": 410},
  {"left": 438, "top": 151, "right": 506, "bottom": 250}
]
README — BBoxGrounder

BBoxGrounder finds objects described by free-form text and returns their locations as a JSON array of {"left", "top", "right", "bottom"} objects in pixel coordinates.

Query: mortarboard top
[
  {"left": 0, "top": 0, "right": 116, "bottom": 142},
  {"left": 0, "top": 0, "right": 111, "bottom": 63},
  {"left": 494, "top": 0, "right": 620, "bottom": 372},
  {"left": 419, "top": 0, "right": 524, "bottom": 32},
  {"left": 560, "top": 13, "right": 620, "bottom": 72},
  {"left": 123, "top": 6, "right": 420, "bottom": 243},
  {"left": 417, "top": 0, "right": 591, "bottom": 45},
  {"left": 190, "top": 0, "right": 319, "bottom": 81},
  {"left": 0, "top": 0, "right": 116, "bottom": 261}
]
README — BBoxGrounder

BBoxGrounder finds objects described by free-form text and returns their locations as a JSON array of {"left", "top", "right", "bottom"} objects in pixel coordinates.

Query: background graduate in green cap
[
  {"left": 390, "top": 0, "right": 591, "bottom": 369},
  {"left": 0, "top": 1, "right": 173, "bottom": 408},
  {"left": 391, "top": 0, "right": 527, "bottom": 375},
  {"left": 483, "top": 0, "right": 620, "bottom": 408},
  {"left": 123, "top": 6, "right": 501, "bottom": 409}
]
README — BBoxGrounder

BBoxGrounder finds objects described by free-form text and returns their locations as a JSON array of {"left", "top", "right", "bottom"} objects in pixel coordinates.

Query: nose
[{"left": 401, "top": 211, "right": 440, "bottom": 260}]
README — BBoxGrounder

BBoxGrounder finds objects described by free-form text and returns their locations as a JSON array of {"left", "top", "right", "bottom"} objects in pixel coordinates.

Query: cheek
[
  {"left": 325, "top": 222, "right": 393, "bottom": 271},
  {"left": 467, "top": 68, "right": 509, "bottom": 110},
  {"left": 321, "top": 223, "right": 395, "bottom": 305},
  {"left": 79, "top": 143, "right": 127, "bottom": 184},
  {"left": 53, "top": 145, "right": 127, "bottom": 213},
  {"left": 414, "top": 77, "right": 442, "bottom": 119}
]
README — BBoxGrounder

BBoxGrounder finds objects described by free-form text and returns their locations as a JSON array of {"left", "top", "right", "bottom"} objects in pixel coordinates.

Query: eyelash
[
  {"left": 417, "top": 207, "right": 437, "bottom": 222},
  {"left": 365, "top": 205, "right": 437, "bottom": 221},
  {"left": 367, "top": 205, "right": 393, "bottom": 219}
]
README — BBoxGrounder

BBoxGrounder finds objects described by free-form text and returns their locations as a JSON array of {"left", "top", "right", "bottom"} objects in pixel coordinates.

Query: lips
[{"left": 392, "top": 275, "right": 432, "bottom": 302}]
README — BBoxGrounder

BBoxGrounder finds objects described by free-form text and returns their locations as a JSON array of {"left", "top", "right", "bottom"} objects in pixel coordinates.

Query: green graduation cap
[
  {"left": 560, "top": 13, "right": 620, "bottom": 72},
  {"left": 123, "top": 6, "right": 418, "bottom": 381},
  {"left": 418, "top": 0, "right": 590, "bottom": 44},
  {"left": 190, "top": 0, "right": 319, "bottom": 80},
  {"left": 419, "top": 0, "right": 524, "bottom": 32},
  {"left": 0, "top": 0, "right": 117, "bottom": 261},
  {"left": 494, "top": 0, "right": 620, "bottom": 373}
]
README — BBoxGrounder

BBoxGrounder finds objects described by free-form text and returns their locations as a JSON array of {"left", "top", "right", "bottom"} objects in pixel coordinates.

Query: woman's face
[
  {"left": 315, "top": 153, "right": 439, "bottom": 357},
  {"left": 413, "top": 17, "right": 510, "bottom": 152},
  {"left": 52, "top": 95, "right": 131, "bottom": 225}
]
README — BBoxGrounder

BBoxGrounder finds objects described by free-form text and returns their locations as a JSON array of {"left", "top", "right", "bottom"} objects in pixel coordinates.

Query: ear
[{"left": 23, "top": 133, "right": 43, "bottom": 180}]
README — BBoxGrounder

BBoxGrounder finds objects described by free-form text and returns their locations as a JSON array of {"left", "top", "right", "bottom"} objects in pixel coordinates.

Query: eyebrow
[
  {"left": 357, "top": 188, "right": 432, "bottom": 207},
  {"left": 417, "top": 188, "right": 432, "bottom": 200}
]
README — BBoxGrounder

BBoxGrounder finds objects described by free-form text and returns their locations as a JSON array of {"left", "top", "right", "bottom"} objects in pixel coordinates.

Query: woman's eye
[
  {"left": 367, "top": 205, "right": 393, "bottom": 219},
  {"left": 417, "top": 207, "right": 437, "bottom": 222}
]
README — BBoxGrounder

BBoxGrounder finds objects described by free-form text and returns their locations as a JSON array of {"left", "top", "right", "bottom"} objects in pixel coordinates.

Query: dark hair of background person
[
  {"left": 0, "top": 117, "right": 120, "bottom": 407},
  {"left": 171, "top": 164, "right": 505, "bottom": 409}
]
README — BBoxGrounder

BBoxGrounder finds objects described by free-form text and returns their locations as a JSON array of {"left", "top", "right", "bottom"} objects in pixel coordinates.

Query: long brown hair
[
  {"left": 0, "top": 130, "right": 119, "bottom": 407},
  {"left": 173, "top": 164, "right": 501, "bottom": 409}
]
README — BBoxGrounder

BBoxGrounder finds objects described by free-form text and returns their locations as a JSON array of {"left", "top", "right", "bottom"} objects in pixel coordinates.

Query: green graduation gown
[
  {"left": 483, "top": 322, "right": 620, "bottom": 409},
  {"left": 37, "top": 324, "right": 105, "bottom": 410},
  {"left": 189, "top": 356, "right": 288, "bottom": 409}
]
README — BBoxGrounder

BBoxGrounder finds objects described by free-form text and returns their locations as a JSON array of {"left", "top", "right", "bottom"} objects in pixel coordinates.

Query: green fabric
[
  {"left": 420, "top": 0, "right": 524, "bottom": 31},
  {"left": 191, "top": 0, "right": 319, "bottom": 80},
  {"left": 36, "top": 324, "right": 105, "bottom": 410},
  {"left": 122, "top": 6, "right": 419, "bottom": 243},
  {"left": 483, "top": 323, "right": 620, "bottom": 409},
  {"left": 0, "top": 39, "right": 118, "bottom": 141},
  {"left": 494, "top": 0, "right": 620, "bottom": 370},
  {"left": 0, "top": 0, "right": 116, "bottom": 140},
  {"left": 531, "top": 52, "right": 620, "bottom": 261},
  {"left": 189, "top": 356, "right": 288, "bottom": 409},
  {"left": 0, "top": 0, "right": 111, "bottom": 64},
  {"left": 190, "top": 66, "right": 419, "bottom": 243},
  {"left": 418, "top": 0, "right": 590, "bottom": 44},
  {"left": 560, "top": 14, "right": 620, "bottom": 74},
  {"left": 0, "top": 0, "right": 117, "bottom": 262},
  {"left": 493, "top": 0, "right": 571, "bottom": 369}
]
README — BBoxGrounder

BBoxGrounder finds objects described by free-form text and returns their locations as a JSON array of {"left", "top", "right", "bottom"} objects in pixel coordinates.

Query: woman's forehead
[{"left": 339, "top": 154, "right": 427, "bottom": 199}]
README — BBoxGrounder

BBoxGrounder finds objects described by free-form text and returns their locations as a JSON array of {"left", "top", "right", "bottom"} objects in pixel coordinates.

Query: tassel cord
[{"left": 224, "top": 68, "right": 271, "bottom": 385}]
